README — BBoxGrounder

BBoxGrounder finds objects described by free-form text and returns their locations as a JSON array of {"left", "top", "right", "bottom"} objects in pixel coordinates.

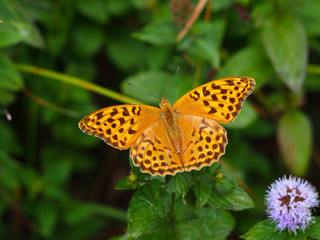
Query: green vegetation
[{"left": 1, "top": 0, "right": 320, "bottom": 239}]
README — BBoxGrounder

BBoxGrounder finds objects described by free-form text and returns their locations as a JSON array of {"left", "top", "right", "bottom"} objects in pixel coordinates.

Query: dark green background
[{"left": 1, "top": 0, "right": 320, "bottom": 239}]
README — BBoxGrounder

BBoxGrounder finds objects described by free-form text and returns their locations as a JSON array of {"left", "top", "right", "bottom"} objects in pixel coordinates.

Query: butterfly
[{"left": 79, "top": 76, "right": 255, "bottom": 176}]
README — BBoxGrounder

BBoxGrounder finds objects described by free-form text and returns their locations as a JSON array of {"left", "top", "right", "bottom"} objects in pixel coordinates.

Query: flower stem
[{"left": 15, "top": 63, "right": 144, "bottom": 105}]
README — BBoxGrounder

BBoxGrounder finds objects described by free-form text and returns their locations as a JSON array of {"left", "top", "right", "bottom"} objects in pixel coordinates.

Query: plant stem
[
  {"left": 307, "top": 64, "right": 320, "bottom": 75},
  {"left": 176, "top": 0, "right": 208, "bottom": 41},
  {"left": 15, "top": 63, "right": 144, "bottom": 105},
  {"left": 23, "top": 88, "right": 79, "bottom": 117}
]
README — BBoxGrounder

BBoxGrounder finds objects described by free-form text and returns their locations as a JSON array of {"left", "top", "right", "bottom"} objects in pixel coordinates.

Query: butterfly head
[{"left": 159, "top": 98, "right": 172, "bottom": 109}]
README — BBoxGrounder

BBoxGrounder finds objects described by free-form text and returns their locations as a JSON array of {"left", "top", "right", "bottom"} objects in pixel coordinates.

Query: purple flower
[{"left": 265, "top": 175, "right": 319, "bottom": 234}]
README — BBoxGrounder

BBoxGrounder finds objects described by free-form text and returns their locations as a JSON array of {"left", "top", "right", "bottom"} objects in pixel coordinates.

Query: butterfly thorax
[{"left": 159, "top": 98, "right": 182, "bottom": 154}]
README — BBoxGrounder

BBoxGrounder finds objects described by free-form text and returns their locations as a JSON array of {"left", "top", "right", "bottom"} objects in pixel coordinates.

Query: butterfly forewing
[
  {"left": 78, "top": 105, "right": 160, "bottom": 150},
  {"left": 173, "top": 77, "right": 255, "bottom": 123}
]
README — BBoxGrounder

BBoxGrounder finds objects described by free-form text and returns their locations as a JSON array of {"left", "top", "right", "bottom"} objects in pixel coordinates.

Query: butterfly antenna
[
  {"left": 127, "top": 83, "right": 161, "bottom": 100},
  {"left": 0, "top": 103, "right": 12, "bottom": 121},
  {"left": 164, "top": 66, "right": 180, "bottom": 98}
]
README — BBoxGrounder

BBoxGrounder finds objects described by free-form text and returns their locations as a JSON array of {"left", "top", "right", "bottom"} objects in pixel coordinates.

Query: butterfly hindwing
[
  {"left": 130, "top": 113, "right": 228, "bottom": 176},
  {"left": 78, "top": 105, "right": 160, "bottom": 150},
  {"left": 130, "top": 119, "right": 184, "bottom": 176},
  {"left": 177, "top": 114, "right": 227, "bottom": 172},
  {"left": 173, "top": 77, "right": 255, "bottom": 123}
]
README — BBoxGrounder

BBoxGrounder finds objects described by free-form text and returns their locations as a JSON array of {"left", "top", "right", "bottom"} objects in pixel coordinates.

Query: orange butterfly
[{"left": 79, "top": 77, "right": 255, "bottom": 176}]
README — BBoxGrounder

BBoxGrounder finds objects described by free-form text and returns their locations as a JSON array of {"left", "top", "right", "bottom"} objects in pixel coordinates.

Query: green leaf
[
  {"left": 241, "top": 220, "right": 284, "bottom": 240},
  {"left": 41, "top": 145, "right": 73, "bottom": 186},
  {"left": 133, "top": 20, "right": 177, "bottom": 45},
  {"left": 44, "top": 159, "right": 72, "bottom": 187},
  {"left": 216, "top": 46, "right": 272, "bottom": 88},
  {"left": 22, "top": 23, "right": 45, "bottom": 49},
  {"left": 193, "top": 21, "right": 225, "bottom": 68},
  {"left": 0, "top": 0, "right": 33, "bottom": 47},
  {"left": 35, "top": 200, "right": 58, "bottom": 237},
  {"left": 122, "top": 70, "right": 193, "bottom": 106},
  {"left": 288, "top": 232, "right": 308, "bottom": 240},
  {"left": 12, "top": 1, "right": 47, "bottom": 48},
  {"left": 114, "top": 175, "right": 137, "bottom": 190},
  {"left": 298, "top": 0, "right": 320, "bottom": 36},
  {"left": 76, "top": 0, "right": 109, "bottom": 23},
  {"left": 0, "top": 0, "right": 20, "bottom": 21},
  {"left": 0, "top": 51, "right": 24, "bottom": 91},
  {"left": 208, "top": 174, "right": 254, "bottom": 211},
  {"left": 0, "top": 150, "right": 20, "bottom": 190},
  {"left": 0, "top": 20, "right": 32, "bottom": 48},
  {"left": 45, "top": 4, "right": 74, "bottom": 56},
  {"left": 262, "top": 16, "right": 307, "bottom": 92},
  {"left": 71, "top": 22, "right": 104, "bottom": 58},
  {"left": 106, "top": 36, "right": 147, "bottom": 72},
  {"left": 245, "top": 118, "right": 275, "bottom": 139},
  {"left": 194, "top": 180, "right": 212, "bottom": 208},
  {"left": 168, "top": 172, "right": 191, "bottom": 196},
  {"left": 102, "top": 0, "right": 132, "bottom": 16},
  {"left": 109, "top": 235, "right": 127, "bottom": 240},
  {"left": 309, "top": 217, "right": 320, "bottom": 239},
  {"left": 127, "top": 181, "right": 171, "bottom": 238},
  {"left": 63, "top": 202, "right": 93, "bottom": 225},
  {"left": 178, "top": 21, "right": 225, "bottom": 68},
  {"left": 0, "top": 119, "right": 21, "bottom": 154},
  {"left": 135, "top": 218, "right": 176, "bottom": 240},
  {"left": 146, "top": 45, "right": 173, "bottom": 70},
  {"left": 241, "top": 220, "right": 308, "bottom": 240},
  {"left": 19, "top": 167, "right": 42, "bottom": 198},
  {"left": 212, "top": 0, "right": 233, "bottom": 11},
  {"left": 121, "top": 71, "right": 173, "bottom": 105},
  {"left": 277, "top": 111, "right": 312, "bottom": 176},
  {"left": 0, "top": 88, "right": 16, "bottom": 105},
  {"left": 225, "top": 101, "right": 257, "bottom": 129},
  {"left": 176, "top": 208, "right": 235, "bottom": 240}
]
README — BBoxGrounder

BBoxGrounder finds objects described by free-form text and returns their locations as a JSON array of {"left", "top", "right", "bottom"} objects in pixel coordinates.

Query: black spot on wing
[
  {"left": 189, "top": 91, "right": 200, "bottom": 101},
  {"left": 128, "top": 128, "right": 137, "bottom": 134},
  {"left": 202, "top": 86, "right": 210, "bottom": 96},
  {"left": 110, "top": 109, "right": 118, "bottom": 117},
  {"left": 209, "top": 107, "right": 217, "bottom": 114},
  {"left": 95, "top": 111, "right": 105, "bottom": 120},
  {"left": 122, "top": 107, "right": 130, "bottom": 116}
]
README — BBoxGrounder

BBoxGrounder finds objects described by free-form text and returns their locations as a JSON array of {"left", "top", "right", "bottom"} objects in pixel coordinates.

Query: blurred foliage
[
  {"left": 0, "top": 0, "right": 320, "bottom": 239},
  {"left": 242, "top": 217, "right": 320, "bottom": 240}
]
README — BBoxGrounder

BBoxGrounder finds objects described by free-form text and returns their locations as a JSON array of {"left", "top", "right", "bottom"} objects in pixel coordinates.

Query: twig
[
  {"left": 176, "top": 0, "right": 208, "bottom": 42},
  {"left": 23, "top": 88, "right": 79, "bottom": 117},
  {"left": 15, "top": 63, "right": 144, "bottom": 105}
]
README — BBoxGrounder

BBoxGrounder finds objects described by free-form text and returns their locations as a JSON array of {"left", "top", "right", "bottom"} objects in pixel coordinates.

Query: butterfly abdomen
[{"left": 160, "top": 98, "right": 182, "bottom": 155}]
